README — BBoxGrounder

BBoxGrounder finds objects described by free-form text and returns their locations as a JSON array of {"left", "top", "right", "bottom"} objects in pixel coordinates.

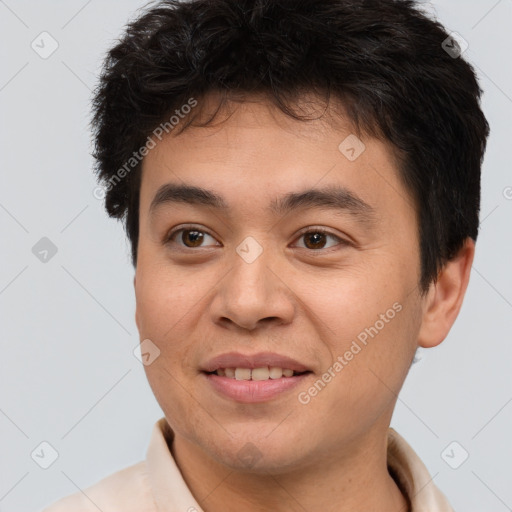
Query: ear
[
  {"left": 417, "top": 238, "right": 475, "bottom": 348},
  {"left": 134, "top": 274, "right": 140, "bottom": 331}
]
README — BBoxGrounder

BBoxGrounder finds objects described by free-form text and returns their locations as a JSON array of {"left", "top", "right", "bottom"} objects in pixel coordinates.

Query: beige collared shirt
[{"left": 42, "top": 417, "right": 454, "bottom": 511}]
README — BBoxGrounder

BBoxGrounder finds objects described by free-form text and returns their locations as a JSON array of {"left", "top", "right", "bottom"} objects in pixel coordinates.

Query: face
[{"left": 134, "top": 94, "right": 425, "bottom": 472}]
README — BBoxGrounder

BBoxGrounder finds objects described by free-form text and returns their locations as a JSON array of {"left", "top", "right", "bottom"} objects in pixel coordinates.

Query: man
[{"left": 43, "top": 0, "right": 489, "bottom": 510}]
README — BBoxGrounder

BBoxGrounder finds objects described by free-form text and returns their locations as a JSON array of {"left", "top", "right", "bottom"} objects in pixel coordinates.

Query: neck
[{"left": 170, "top": 426, "right": 409, "bottom": 512}]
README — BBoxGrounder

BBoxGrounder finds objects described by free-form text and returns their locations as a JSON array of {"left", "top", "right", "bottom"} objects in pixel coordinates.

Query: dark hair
[{"left": 91, "top": 0, "right": 489, "bottom": 294}]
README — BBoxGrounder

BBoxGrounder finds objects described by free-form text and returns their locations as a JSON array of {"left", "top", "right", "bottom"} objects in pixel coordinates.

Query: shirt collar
[{"left": 387, "top": 427, "right": 454, "bottom": 511}]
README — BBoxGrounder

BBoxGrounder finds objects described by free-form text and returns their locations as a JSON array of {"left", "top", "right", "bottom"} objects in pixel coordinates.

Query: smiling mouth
[{"left": 204, "top": 367, "right": 312, "bottom": 380}]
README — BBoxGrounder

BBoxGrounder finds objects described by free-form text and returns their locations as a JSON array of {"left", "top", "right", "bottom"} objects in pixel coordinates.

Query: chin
[{"left": 203, "top": 432, "right": 307, "bottom": 474}]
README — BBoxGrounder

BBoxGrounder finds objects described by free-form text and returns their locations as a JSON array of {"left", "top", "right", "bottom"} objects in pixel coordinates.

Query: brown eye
[
  {"left": 294, "top": 229, "right": 346, "bottom": 251},
  {"left": 165, "top": 227, "right": 219, "bottom": 248},
  {"left": 303, "top": 232, "right": 328, "bottom": 249},
  {"left": 180, "top": 230, "right": 204, "bottom": 247}
]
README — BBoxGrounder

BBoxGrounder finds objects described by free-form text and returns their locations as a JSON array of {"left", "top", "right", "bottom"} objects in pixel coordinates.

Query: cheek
[
  {"left": 296, "top": 263, "right": 419, "bottom": 401},
  {"left": 297, "top": 291, "right": 421, "bottom": 448},
  {"left": 144, "top": 361, "right": 207, "bottom": 442},
  {"left": 136, "top": 265, "right": 209, "bottom": 436},
  {"left": 292, "top": 262, "right": 406, "bottom": 346},
  {"left": 135, "top": 259, "right": 208, "bottom": 338}
]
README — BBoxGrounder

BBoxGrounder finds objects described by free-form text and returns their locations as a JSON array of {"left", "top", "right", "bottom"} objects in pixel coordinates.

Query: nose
[{"left": 209, "top": 242, "right": 295, "bottom": 332}]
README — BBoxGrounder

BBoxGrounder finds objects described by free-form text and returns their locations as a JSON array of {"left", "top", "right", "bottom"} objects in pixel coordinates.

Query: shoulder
[{"left": 41, "top": 460, "right": 157, "bottom": 512}]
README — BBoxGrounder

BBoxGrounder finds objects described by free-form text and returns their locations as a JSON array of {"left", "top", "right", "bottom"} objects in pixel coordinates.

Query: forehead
[{"left": 139, "top": 95, "right": 414, "bottom": 223}]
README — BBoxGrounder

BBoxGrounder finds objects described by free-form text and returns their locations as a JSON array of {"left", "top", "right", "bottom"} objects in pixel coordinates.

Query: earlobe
[{"left": 417, "top": 238, "right": 475, "bottom": 349}]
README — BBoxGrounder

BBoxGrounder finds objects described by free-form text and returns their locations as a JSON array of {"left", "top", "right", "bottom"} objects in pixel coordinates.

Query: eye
[
  {"left": 293, "top": 228, "right": 347, "bottom": 251},
  {"left": 164, "top": 226, "right": 348, "bottom": 251},
  {"left": 165, "top": 226, "right": 220, "bottom": 249}
]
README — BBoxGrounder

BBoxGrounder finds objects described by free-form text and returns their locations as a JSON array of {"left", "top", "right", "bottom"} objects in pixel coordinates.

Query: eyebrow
[{"left": 149, "top": 183, "right": 376, "bottom": 225}]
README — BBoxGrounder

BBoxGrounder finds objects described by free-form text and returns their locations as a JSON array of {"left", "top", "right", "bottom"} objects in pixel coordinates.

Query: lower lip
[{"left": 203, "top": 372, "right": 312, "bottom": 403}]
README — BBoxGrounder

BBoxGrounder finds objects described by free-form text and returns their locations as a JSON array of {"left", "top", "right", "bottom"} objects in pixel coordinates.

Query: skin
[{"left": 134, "top": 93, "right": 474, "bottom": 512}]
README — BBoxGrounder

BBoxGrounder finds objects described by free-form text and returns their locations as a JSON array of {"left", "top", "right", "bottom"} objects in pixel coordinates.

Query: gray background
[{"left": 0, "top": 1, "right": 511, "bottom": 511}]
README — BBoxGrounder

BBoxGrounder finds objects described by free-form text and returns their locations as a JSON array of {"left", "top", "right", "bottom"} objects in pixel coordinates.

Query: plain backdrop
[{"left": 0, "top": 1, "right": 511, "bottom": 511}]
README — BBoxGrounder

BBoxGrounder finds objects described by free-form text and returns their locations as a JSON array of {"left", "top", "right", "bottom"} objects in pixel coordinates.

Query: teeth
[
  {"left": 214, "top": 367, "right": 301, "bottom": 380},
  {"left": 269, "top": 366, "right": 283, "bottom": 379},
  {"left": 234, "top": 368, "right": 251, "bottom": 380},
  {"left": 251, "top": 367, "right": 269, "bottom": 381}
]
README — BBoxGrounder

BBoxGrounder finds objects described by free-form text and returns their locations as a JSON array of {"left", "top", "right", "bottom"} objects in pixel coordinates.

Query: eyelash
[{"left": 164, "top": 225, "right": 349, "bottom": 252}]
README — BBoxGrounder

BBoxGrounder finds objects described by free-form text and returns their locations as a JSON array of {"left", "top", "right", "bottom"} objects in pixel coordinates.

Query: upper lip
[{"left": 201, "top": 351, "right": 311, "bottom": 373}]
